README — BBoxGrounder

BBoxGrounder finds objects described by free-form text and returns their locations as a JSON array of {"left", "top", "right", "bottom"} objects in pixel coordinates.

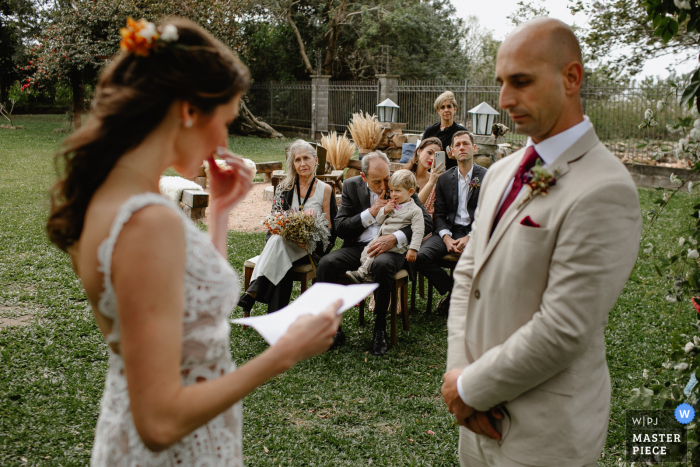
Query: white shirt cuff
[
  {"left": 360, "top": 208, "right": 376, "bottom": 228},
  {"left": 393, "top": 230, "right": 408, "bottom": 248},
  {"left": 439, "top": 229, "right": 452, "bottom": 239},
  {"left": 457, "top": 374, "right": 469, "bottom": 405}
]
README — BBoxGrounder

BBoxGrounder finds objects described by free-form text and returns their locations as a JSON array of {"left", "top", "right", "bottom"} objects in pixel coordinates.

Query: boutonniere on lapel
[
  {"left": 517, "top": 160, "right": 558, "bottom": 208},
  {"left": 468, "top": 177, "right": 481, "bottom": 193}
]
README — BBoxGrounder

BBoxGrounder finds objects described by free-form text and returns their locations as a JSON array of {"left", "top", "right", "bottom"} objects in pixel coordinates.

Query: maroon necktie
[{"left": 492, "top": 146, "right": 541, "bottom": 231}]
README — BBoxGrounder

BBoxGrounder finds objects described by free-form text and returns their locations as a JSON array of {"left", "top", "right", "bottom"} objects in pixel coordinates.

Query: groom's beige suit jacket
[{"left": 447, "top": 127, "right": 641, "bottom": 466}]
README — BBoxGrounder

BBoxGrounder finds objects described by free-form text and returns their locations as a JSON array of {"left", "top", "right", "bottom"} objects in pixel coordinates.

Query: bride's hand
[
  {"left": 207, "top": 150, "right": 253, "bottom": 214},
  {"left": 275, "top": 300, "right": 343, "bottom": 364}
]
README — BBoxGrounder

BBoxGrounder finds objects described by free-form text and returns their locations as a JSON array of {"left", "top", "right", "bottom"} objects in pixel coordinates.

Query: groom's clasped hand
[{"left": 441, "top": 370, "right": 503, "bottom": 441}]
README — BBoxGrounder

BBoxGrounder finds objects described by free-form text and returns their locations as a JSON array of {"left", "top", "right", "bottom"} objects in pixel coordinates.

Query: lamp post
[
  {"left": 468, "top": 102, "right": 500, "bottom": 135},
  {"left": 377, "top": 98, "right": 399, "bottom": 123}
]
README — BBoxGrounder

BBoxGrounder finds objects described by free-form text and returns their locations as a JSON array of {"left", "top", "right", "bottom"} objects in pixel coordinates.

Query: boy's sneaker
[{"left": 345, "top": 270, "right": 364, "bottom": 284}]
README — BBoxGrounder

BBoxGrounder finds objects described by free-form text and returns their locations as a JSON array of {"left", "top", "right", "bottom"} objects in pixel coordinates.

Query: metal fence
[
  {"left": 328, "top": 81, "right": 378, "bottom": 133},
  {"left": 246, "top": 83, "right": 312, "bottom": 132},
  {"left": 246, "top": 79, "right": 687, "bottom": 162},
  {"left": 581, "top": 83, "right": 686, "bottom": 161}
]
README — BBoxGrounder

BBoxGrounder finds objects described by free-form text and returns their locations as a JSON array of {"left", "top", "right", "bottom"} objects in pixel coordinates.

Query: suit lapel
[
  {"left": 358, "top": 180, "right": 371, "bottom": 211},
  {"left": 480, "top": 156, "right": 521, "bottom": 241},
  {"left": 283, "top": 188, "right": 294, "bottom": 210},
  {"left": 464, "top": 164, "right": 481, "bottom": 207},
  {"left": 475, "top": 127, "right": 602, "bottom": 276},
  {"left": 450, "top": 168, "right": 459, "bottom": 225}
]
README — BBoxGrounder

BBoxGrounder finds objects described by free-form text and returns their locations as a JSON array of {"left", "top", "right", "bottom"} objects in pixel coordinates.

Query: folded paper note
[{"left": 231, "top": 282, "right": 378, "bottom": 345}]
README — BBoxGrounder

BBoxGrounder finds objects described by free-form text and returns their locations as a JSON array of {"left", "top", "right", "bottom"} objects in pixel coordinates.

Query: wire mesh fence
[
  {"left": 327, "top": 81, "right": 379, "bottom": 133},
  {"left": 246, "top": 83, "right": 312, "bottom": 132},
  {"left": 582, "top": 83, "right": 686, "bottom": 163},
  {"left": 246, "top": 79, "right": 687, "bottom": 163}
]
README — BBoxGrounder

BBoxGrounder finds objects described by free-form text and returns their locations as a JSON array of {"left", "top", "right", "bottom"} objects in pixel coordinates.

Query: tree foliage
[
  {"left": 248, "top": 0, "right": 472, "bottom": 81},
  {"left": 571, "top": 0, "right": 700, "bottom": 76},
  {"left": 507, "top": 0, "right": 549, "bottom": 27},
  {"left": 0, "top": 0, "right": 40, "bottom": 102},
  {"left": 461, "top": 15, "right": 501, "bottom": 84},
  {"left": 21, "top": 0, "right": 248, "bottom": 127}
]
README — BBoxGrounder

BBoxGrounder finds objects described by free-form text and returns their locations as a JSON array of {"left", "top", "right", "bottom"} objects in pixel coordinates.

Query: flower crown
[{"left": 119, "top": 18, "right": 179, "bottom": 57}]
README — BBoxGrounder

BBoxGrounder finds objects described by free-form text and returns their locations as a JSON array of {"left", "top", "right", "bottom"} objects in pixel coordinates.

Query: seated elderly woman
[
  {"left": 238, "top": 140, "right": 337, "bottom": 314},
  {"left": 404, "top": 136, "right": 445, "bottom": 216},
  {"left": 421, "top": 91, "right": 467, "bottom": 170}
]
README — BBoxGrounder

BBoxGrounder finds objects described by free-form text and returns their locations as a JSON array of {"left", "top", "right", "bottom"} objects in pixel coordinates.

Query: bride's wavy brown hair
[{"left": 46, "top": 18, "right": 249, "bottom": 252}]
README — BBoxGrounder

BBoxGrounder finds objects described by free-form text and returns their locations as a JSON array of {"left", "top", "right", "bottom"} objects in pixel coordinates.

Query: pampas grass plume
[
  {"left": 321, "top": 131, "right": 355, "bottom": 170},
  {"left": 348, "top": 111, "right": 383, "bottom": 150}
]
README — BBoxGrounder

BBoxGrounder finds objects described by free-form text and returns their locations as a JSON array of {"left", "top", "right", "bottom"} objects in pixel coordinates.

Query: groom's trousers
[
  {"left": 317, "top": 242, "right": 405, "bottom": 332},
  {"left": 458, "top": 428, "right": 596, "bottom": 467}
]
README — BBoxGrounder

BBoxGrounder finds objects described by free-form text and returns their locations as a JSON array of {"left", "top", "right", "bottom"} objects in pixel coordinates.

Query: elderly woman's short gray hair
[
  {"left": 434, "top": 91, "right": 458, "bottom": 111},
  {"left": 278, "top": 139, "right": 317, "bottom": 192},
  {"left": 361, "top": 151, "right": 390, "bottom": 175}
]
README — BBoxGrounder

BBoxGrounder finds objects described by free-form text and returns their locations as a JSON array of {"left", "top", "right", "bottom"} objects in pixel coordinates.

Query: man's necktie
[{"left": 491, "top": 146, "right": 541, "bottom": 232}]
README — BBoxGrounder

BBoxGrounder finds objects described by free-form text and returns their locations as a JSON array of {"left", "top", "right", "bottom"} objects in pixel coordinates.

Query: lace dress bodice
[{"left": 91, "top": 193, "right": 242, "bottom": 467}]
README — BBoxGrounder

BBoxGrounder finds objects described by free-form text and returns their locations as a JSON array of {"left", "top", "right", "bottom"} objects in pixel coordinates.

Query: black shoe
[
  {"left": 436, "top": 294, "right": 451, "bottom": 316},
  {"left": 371, "top": 328, "right": 388, "bottom": 356},
  {"left": 328, "top": 326, "right": 346, "bottom": 351},
  {"left": 238, "top": 293, "right": 255, "bottom": 313}
]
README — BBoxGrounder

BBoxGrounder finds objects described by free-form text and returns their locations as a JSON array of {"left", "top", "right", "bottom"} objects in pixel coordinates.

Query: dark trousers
[
  {"left": 317, "top": 242, "right": 405, "bottom": 333},
  {"left": 247, "top": 256, "right": 310, "bottom": 314},
  {"left": 416, "top": 225, "right": 469, "bottom": 296}
]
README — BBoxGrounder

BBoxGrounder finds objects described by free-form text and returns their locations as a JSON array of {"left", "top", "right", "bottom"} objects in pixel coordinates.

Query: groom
[{"left": 441, "top": 18, "right": 641, "bottom": 467}]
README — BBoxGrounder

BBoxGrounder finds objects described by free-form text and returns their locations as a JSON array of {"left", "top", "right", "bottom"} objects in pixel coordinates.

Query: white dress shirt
[
  {"left": 439, "top": 165, "right": 474, "bottom": 239},
  {"left": 358, "top": 185, "right": 408, "bottom": 247},
  {"left": 457, "top": 116, "right": 593, "bottom": 406}
]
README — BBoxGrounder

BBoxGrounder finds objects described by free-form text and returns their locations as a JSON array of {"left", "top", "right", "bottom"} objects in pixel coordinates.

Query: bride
[{"left": 46, "top": 18, "right": 341, "bottom": 466}]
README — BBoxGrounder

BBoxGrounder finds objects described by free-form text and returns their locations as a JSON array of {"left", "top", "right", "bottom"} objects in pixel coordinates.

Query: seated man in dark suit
[
  {"left": 416, "top": 131, "right": 487, "bottom": 314},
  {"left": 317, "top": 151, "right": 433, "bottom": 356}
]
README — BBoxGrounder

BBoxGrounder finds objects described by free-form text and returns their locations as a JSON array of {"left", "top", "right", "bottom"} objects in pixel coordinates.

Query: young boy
[{"left": 346, "top": 169, "right": 424, "bottom": 283}]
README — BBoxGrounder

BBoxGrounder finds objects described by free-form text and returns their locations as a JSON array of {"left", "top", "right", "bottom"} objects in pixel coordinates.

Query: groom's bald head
[
  {"left": 496, "top": 18, "right": 585, "bottom": 142},
  {"left": 507, "top": 18, "right": 582, "bottom": 70}
]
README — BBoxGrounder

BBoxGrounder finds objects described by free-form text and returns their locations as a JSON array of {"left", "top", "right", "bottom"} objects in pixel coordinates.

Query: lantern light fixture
[
  {"left": 468, "top": 102, "right": 500, "bottom": 135},
  {"left": 377, "top": 98, "right": 399, "bottom": 123}
]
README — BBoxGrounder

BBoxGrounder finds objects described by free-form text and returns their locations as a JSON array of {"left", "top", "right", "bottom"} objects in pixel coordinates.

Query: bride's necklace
[{"left": 295, "top": 175, "right": 315, "bottom": 210}]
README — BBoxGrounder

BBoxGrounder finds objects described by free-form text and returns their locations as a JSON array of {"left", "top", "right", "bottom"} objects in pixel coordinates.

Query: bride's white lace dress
[{"left": 90, "top": 193, "right": 243, "bottom": 466}]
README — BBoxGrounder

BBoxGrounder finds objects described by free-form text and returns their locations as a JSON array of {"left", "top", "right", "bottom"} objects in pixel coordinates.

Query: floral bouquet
[{"left": 262, "top": 207, "right": 331, "bottom": 270}]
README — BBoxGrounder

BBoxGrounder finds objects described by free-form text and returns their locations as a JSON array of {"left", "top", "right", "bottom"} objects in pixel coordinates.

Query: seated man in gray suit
[{"left": 416, "top": 130, "right": 487, "bottom": 314}]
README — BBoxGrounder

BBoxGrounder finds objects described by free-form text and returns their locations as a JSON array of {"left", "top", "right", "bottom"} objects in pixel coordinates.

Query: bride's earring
[{"left": 184, "top": 120, "right": 193, "bottom": 128}]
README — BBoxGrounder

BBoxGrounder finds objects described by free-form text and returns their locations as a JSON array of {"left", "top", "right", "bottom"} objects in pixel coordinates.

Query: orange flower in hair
[{"left": 120, "top": 18, "right": 159, "bottom": 57}]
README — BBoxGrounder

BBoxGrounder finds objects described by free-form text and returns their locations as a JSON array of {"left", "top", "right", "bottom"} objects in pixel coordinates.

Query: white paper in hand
[{"left": 230, "top": 282, "right": 378, "bottom": 345}]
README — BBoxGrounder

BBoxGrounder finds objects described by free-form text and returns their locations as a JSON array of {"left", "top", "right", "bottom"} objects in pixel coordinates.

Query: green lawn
[{"left": 0, "top": 115, "right": 694, "bottom": 466}]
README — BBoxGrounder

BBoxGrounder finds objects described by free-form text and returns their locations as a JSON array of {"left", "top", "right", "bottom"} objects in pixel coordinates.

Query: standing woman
[
  {"left": 238, "top": 140, "right": 336, "bottom": 314},
  {"left": 421, "top": 91, "right": 467, "bottom": 170},
  {"left": 404, "top": 137, "right": 445, "bottom": 216},
  {"left": 46, "top": 18, "right": 341, "bottom": 466}
]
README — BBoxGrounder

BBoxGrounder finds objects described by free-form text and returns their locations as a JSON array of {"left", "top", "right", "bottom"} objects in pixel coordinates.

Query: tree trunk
[
  {"left": 0, "top": 76, "right": 6, "bottom": 105},
  {"left": 71, "top": 71, "right": 83, "bottom": 130},
  {"left": 323, "top": 0, "right": 347, "bottom": 75},
  {"left": 230, "top": 100, "right": 283, "bottom": 138}
]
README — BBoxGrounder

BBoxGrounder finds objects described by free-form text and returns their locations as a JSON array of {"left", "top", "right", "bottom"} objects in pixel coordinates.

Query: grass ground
[{"left": 0, "top": 115, "right": 695, "bottom": 466}]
